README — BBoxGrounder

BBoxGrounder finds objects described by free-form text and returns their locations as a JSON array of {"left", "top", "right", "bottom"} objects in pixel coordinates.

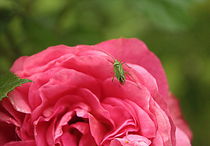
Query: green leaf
[{"left": 0, "top": 72, "right": 32, "bottom": 101}]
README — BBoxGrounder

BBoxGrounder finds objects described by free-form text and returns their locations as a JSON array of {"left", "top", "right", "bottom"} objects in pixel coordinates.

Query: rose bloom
[{"left": 0, "top": 38, "right": 192, "bottom": 146}]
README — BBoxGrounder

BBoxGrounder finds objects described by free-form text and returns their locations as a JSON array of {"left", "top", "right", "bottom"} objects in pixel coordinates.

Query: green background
[{"left": 0, "top": 0, "right": 209, "bottom": 145}]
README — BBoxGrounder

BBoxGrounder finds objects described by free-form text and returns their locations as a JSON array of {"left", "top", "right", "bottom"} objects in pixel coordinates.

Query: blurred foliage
[{"left": 0, "top": 0, "right": 210, "bottom": 145}]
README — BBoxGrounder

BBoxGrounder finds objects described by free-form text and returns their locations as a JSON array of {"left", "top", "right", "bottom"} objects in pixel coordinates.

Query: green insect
[{"left": 112, "top": 59, "right": 126, "bottom": 84}]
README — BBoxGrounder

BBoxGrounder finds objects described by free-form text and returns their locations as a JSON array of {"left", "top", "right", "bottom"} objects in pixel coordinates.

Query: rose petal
[
  {"left": 167, "top": 94, "right": 192, "bottom": 140},
  {"left": 175, "top": 128, "right": 191, "bottom": 146},
  {"left": 54, "top": 111, "right": 74, "bottom": 140},
  {"left": 34, "top": 122, "right": 49, "bottom": 146},
  {"left": 89, "top": 114, "right": 108, "bottom": 145},
  {"left": 10, "top": 56, "right": 28, "bottom": 73},
  {"left": 102, "top": 79, "right": 151, "bottom": 111},
  {"left": 125, "top": 100, "right": 156, "bottom": 138},
  {"left": 127, "top": 64, "right": 158, "bottom": 97},
  {"left": 0, "top": 122, "right": 19, "bottom": 145},
  {"left": 79, "top": 133, "right": 97, "bottom": 146},
  {"left": 94, "top": 38, "right": 168, "bottom": 98},
  {"left": 11, "top": 45, "right": 75, "bottom": 75},
  {"left": 4, "top": 140, "right": 36, "bottom": 146},
  {"left": 8, "top": 87, "right": 31, "bottom": 114},
  {"left": 60, "top": 132, "right": 77, "bottom": 146},
  {"left": 152, "top": 131, "right": 164, "bottom": 146},
  {"left": 150, "top": 98, "right": 175, "bottom": 145},
  {"left": 111, "top": 134, "right": 151, "bottom": 146}
]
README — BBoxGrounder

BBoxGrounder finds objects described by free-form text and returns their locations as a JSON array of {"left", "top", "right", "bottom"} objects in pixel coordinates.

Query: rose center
[{"left": 68, "top": 114, "right": 88, "bottom": 125}]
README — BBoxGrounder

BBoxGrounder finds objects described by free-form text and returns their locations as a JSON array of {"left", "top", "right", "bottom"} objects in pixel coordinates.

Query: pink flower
[{"left": 0, "top": 38, "right": 192, "bottom": 146}]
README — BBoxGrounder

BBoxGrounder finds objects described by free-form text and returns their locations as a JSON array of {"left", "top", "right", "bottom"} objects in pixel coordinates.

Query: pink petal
[
  {"left": 0, "top": 122, "right": 19, "bottom": 145},
  {"left": 38, "top": 68, "right": 100, "bottom": 101},
  {"left": 75, "top": 88, "right": 114, "bottom": 127},
  {"left": 102, "top": 119, "right": 136, "bottom": 144},
  {"left": 167, "top": 94, "right": 192, "bottom": 140},
  {"left": 111, "top": 134, "right": 151, "bottom": 146},
  {"left": 152, "top": 131, "right": 164, "bottom": 146},
  {"left": 54, "top": 111, "right": 74, "bottom": 140},
  {"left": 175, "top": 128, "right": 191, "bottom": 146},
  {"left": 89, "top": 114, "right": 108, "bottom": 145},
  {"left": 8, "top": 87, "right": 31, "bottom": 114},
  {"left": 0, "top": 99, "right": 23, "bottom": 126},
  {"left": 34, "top": 122, "right": 49, "bottom": 146},
  {"left": 150, "top": 98, "right": 175, "bottom": 145},
  {"left": 4, "top": 140, "right": 36, "bottom": 146},
  {"left": 60, "top": 132, "right": 77, "bottom": 146},
  {"left": 10, "top": 45, "right": 75, "bottom": 75},
  {"left": 78, "top": 125, "right": 97, "bottom": 146},
  {"left": 102, "top": 99, "right": 132, "bottom": 128},
  {"left": 94, "top": 38, "right": 168, "bottom": 98},
  {"left": 10, "top": 56, "right": 28, "bottom": 73},
  {"left": 125, "top": 100, "right": 156, "bottom": 138},
  {"left": 79, "top": 134, "right": 97, "bottom": 146},
  {"left": 102, "top": 97, "right": 156, "bottom": 138},
  {"left": 102, "top": 79, "right": 151, "bottom": 111},
  {"left": 127, "top": 64, "right": 158, "bottom": 97},
  {"left": 61, "top": 53, "right": 113, "bottom": 80}
]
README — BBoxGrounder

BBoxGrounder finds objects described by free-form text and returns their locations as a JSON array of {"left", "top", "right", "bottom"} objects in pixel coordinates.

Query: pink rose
[{"left": 0, "top": 38, "right": 192, "bottom": 146}]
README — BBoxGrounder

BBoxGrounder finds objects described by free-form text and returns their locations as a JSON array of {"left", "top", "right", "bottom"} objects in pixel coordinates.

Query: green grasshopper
[
  {"left": 110, "top": 58, "right": 140, "bottom": 88},
  {"left": 112, "top": 59, "right": 126, "bottom": 84}
]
